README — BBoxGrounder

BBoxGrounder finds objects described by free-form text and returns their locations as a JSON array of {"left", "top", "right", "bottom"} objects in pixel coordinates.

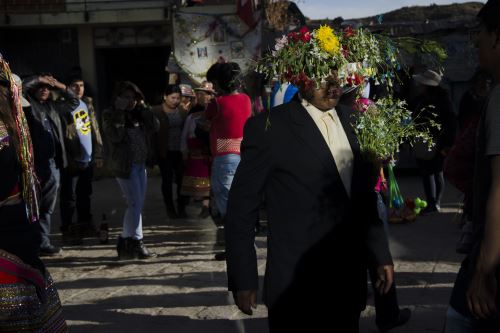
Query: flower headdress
[
  {"left": 257, "top": 25, "right": 348, "bottom": 91},
  {"left": 257, "top": 24, "right": 446, "bottom": 92}
]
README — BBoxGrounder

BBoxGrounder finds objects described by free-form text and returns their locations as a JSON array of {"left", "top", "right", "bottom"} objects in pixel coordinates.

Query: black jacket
[
  {"left": 225, "top": 101, "right": 392, "bottom": 329},
  {"left": 23, "top": 77, "right": 79, "bottom": 179}
]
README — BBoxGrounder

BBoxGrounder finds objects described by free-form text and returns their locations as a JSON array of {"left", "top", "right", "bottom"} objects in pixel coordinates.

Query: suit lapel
[{"left": 289, "top": 101, "right": 339, "bottom": 175}]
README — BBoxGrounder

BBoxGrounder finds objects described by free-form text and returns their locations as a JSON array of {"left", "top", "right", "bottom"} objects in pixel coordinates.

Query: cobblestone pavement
[{"left": 43, "top": 174, "right": 464, "bottom": 332}]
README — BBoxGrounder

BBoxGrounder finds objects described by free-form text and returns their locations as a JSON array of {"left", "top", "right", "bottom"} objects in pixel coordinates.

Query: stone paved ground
[{"left": 43, "top": 174, "right": 464, "bottom": 332}]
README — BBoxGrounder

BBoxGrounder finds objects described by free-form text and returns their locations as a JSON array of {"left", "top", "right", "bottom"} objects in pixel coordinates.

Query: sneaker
[
  {"left": 40, "top": 245, "right": 63, "bottom": 257},
  {"left": 377, "top": 308, "right": 411, "bottom": 332}
]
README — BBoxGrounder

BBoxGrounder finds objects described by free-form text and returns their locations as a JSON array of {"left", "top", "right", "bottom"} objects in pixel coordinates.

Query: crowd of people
[{"left": 0, "top": 0, "right": 499, "bottom": 331}]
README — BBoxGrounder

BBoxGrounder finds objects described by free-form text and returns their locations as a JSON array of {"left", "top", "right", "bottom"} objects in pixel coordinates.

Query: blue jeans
[
  {"left": 116, "top": 164, "right": 147, "bottom": 240},
  {"left": 39, "top": 159, "right": 60, "bottom": 248},
  {"left": 445, "top": 307, "right": 475, "bottom": 333},
  {"left": 211, "top": 154, "right": 240, "bottom": 217}
]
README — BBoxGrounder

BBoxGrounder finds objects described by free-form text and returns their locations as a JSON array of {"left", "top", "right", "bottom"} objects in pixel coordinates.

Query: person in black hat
[{"left": 411, "top": 69, "right": 457, "bottom": 214}]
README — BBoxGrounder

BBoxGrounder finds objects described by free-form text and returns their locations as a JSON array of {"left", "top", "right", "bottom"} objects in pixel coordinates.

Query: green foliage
[{"left": 353, "top": 97, "right": 441, "bottom": 162}]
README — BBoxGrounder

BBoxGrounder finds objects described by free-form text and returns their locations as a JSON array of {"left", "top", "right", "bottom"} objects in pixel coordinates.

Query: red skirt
[{"left": 181, "top": 138, "right": 211, "bottom": 198}]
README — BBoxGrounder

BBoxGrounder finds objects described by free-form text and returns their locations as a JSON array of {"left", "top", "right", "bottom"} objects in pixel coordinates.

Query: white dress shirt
[{"left": 302, "top": 100, "right": 354, "bottom": 196}]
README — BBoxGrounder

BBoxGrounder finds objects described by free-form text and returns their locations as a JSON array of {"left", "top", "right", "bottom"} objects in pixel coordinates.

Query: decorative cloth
[
  {"left": 0, "top": 56, "right": 39, "bottom": 223},
  {"left": 0, "top": 250, "right": 67, "bottom": 333},
  {"left": 180, "top": 113, "right": 211, "bottom": 197}
]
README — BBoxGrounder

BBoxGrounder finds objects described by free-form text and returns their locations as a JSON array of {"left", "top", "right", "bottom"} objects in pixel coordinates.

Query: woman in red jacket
[{"left": 206, "top": 63, "right": 252, "bottom": 259}]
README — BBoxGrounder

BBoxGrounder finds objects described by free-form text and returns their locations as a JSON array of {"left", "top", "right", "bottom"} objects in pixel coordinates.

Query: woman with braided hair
[{"left": 0, "top": 55, "right": 67, "bottom": 332}]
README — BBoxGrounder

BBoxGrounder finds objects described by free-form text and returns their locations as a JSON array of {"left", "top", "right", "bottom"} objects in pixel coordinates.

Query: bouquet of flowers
[
  {"left": 352, "top": 97, "right": 440, "bottom": 162},
  {"left": 352, "top": 96, "right": 439, "bottom": 222}
]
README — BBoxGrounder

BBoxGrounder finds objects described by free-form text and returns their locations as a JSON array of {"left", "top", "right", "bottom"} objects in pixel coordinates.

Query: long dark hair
[
  {"left": 111, "top": 81, "right": 145, "bottom": 106},
  {"left": 217, "top": 62, "right": 243, "bottom": 95}
]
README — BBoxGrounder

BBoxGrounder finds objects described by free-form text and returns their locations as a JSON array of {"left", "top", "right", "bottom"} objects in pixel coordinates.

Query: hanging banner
[{"left": 172, "top": 10, "right": 262, "bottom": 84}]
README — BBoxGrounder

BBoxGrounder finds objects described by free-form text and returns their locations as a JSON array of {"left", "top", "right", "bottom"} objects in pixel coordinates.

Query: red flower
[
  {"left": 343, "top": 26, "right": 355, "bottom": 38},
  {"left": 299, "top": 26, "right": 311, "bottom": 42},
  {"left": 289, "top": 71, "right": 313, "bottom": 91},
  {"left": 346, "top": 74, "right": 364, "bottom": 87},
  {"left": 354, "top": 97, "right": 372, "bottom": 113},
  {"left": 287, "top": 31, "right": 300, "bottom": 42},
  {"left": 287, "top": 26, "right": 311, "bottom": 43}
]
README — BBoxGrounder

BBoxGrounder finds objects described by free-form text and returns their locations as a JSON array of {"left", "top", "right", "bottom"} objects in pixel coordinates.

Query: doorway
[{"left": 95, "top": 46, "right": 170, "bottom": 108}]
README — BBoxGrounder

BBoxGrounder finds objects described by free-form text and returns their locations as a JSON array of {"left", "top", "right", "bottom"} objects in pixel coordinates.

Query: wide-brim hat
[
  {"left": 194, "top": 81, "right": 216, "bottom": 94},
  {"left": 413, "top": 70, "right": 442, "bottom": 87},
  {"left": 179, "top": 84, "right": 196, "bottom": 97},
  {"left": 12, "top": 74, "right": 30, "bottom": 107}
]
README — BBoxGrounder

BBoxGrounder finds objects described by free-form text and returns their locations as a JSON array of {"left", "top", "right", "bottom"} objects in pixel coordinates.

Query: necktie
[
  {"left": 321, "top": 112, "right": 335, "bottom": 145},
  {"left": 322, "top": 111, "right": 353, "bottom": 196}
]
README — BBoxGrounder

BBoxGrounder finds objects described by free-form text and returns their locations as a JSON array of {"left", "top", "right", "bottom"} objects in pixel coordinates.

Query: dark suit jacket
[{"left": 225, "top": 100, "right": 393, "bottom": 328}]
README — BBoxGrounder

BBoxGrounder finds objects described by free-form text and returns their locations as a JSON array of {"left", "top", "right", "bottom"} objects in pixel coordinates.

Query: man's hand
[
  {"left": 180, "top": 99, "right": 192, "bottom": 113},
  {"left": 233, "top": 290, "right": 257, "bottom": 315},
  {"left": 39, "top": 75, "right": 66, "bottom": 90},
  {"left": 467, "top": 269, "right": 497, "bottom": 319},
  {"left": 375, "top": 265, "right": 394, "bottom": 295}
]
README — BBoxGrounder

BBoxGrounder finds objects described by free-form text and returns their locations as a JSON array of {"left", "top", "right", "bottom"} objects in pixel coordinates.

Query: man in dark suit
[{"left": 225, "top": 78, "right": 394, "bottom": 332}]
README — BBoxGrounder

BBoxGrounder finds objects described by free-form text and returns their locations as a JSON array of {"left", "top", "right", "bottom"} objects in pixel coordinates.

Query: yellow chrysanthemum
[{"left": 315, "top": 25, "right": 340, "bottom": 55}]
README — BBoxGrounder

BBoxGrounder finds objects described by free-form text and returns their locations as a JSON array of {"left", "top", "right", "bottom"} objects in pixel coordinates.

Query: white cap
[{"left": 12, "top": 74, "right": 30, "bottom": 107}]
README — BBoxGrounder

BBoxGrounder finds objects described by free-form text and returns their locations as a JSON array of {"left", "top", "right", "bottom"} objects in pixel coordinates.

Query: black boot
[
  {"left": 129, "top": 239, "right": 157, "bottom": 259},
  {"left": 117, "top": 236, "right": 132, "bottom": 260}
]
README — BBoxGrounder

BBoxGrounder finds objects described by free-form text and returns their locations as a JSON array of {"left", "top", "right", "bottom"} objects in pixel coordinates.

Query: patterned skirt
[
  {"left": 181, "top": 139, "right": 211, "bottom": 198},
  {"left": 0, "top": 250, "right": 67, "bottom": 333}
]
